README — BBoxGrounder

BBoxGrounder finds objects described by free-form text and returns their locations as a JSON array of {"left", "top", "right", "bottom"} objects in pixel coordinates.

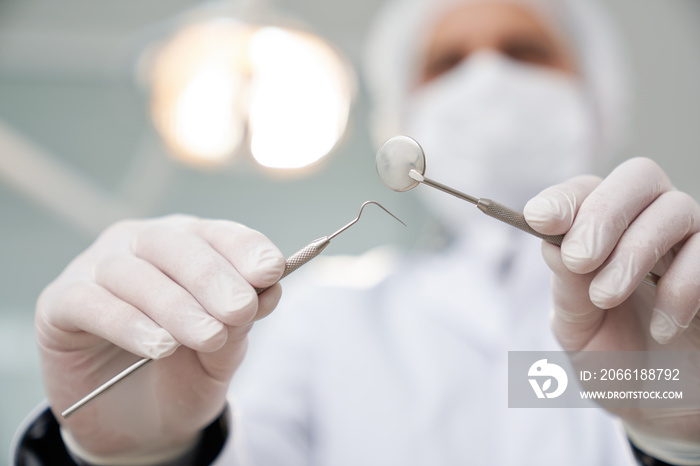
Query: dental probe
[{"left": 62, "top": 201, "right": 405, "bottom": 419}]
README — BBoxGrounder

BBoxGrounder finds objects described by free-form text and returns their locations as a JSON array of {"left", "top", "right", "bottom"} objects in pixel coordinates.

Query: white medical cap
[{"left": 364, "top": 0, "right": 631, "bottom": 157}]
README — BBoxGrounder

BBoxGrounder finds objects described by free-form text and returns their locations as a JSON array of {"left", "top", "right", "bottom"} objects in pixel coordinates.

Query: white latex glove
[
  {"left": 36, "top": 215, "right": 285, "bottom": 461},
  {"left": 524, "top": 158, "right": 700, "bottom": 465}
]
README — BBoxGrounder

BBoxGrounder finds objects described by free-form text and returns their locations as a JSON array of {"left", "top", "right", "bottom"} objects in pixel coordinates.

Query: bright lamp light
[
  {"left": 248, "top": 27, "right": 352, "bottom": 169},
  {"left": 147, "top": 15, "right": 353, "bottom": 170}
]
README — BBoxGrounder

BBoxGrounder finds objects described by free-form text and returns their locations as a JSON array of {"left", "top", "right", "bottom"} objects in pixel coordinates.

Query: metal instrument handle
[
  {"left": 255, "top": 237, "right": 330, "bottom": 293},
  {"left": 477, "top": 198, "right": 565, "bottom": 245},
  {"left": 476, "top": 198, "right": 660, "bottom": 287},
  {"left": 63, "top": 237, "right": 332, "bottom": 419}
]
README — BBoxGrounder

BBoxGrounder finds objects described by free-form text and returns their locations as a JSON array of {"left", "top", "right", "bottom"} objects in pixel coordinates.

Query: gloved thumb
[{"left": 524, "top": 175, "right": 602, "bottom": 236}]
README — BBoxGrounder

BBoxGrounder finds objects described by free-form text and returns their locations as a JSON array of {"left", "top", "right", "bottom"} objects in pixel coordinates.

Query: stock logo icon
[{"left": 528, "top": 359, "right": 568, "bottom": 399}]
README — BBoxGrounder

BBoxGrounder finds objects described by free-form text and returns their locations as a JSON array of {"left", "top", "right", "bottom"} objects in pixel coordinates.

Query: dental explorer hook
[{"left": 62, "top": 201, "right": 405, "bottom": 419}]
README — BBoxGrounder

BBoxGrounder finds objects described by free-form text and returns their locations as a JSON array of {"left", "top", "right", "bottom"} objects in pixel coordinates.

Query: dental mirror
[
  {"left": 375, "top": 135, "right": 661, "bottom": 288},
  {"left": 375, "top": 135, "right": 426, "bottom": 192}
]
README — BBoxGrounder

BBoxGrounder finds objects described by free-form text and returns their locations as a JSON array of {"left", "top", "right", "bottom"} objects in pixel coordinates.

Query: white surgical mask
[{"left": 403, "top": 51, "right": 596, "bottom": 235}]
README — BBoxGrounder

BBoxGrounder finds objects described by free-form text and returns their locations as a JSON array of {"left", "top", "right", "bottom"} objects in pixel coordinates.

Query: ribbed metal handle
[
  {"left": 64, "top": 236, "right": 333, "bottom": 419},
  {"left": 477, "top": 198, "right": 564, "bottom": 246},
  {"left": 476, "top": 198, "right": 660, "bottom": 287},
  {"left": 255, "top": 237, "right": 330, "bottom": 294}
]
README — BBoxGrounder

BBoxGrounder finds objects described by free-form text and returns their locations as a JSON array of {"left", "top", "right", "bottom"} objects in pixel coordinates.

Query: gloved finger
[
  {"left": 94, "top": 254, "right": 228, "bottom": 353},
  {"left": 195, "top": 329, "right": 251, "bottom": 384},
  {"left": 651, "top": 231, "right": 700, "bottom": 344},
  {"left": 589, "top": 190, "right": 700, "bottom": 310},
  {"left": 560, "top": 158, "right": 673, "bottom": 274},
  {"left": 133, "top": 223, "right": 261, "bottom": 327},
  {"left": 37, "top": 281, "right": 179, "bottom": 360},
  {"left": 255, "top": 283, "right": 283, "bottom": 321},
  {"left": 192, "top": 220, "right": 286, "bottom": 289},
  {"left": 541, "top": 241, "right": 604, "bottom": 351},
  {"left": 194, "top": 285, "right": 283, "bottom": 383},
  {"left": 524, "top": 175, "right": 602, "bottom": 236}
]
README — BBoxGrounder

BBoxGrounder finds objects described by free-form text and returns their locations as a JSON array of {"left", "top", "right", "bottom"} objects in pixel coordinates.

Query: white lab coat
[{"left": 216, "top": 223, "right": 637, "bottom": 466}]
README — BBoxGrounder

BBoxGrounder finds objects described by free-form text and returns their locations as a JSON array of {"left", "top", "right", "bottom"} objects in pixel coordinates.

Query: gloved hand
[
  {"left": 36, "top": 215, "right": 285, "bottom": 462},
  {"left": 524, "top": 158, "right": 700, "bottom": 465}
]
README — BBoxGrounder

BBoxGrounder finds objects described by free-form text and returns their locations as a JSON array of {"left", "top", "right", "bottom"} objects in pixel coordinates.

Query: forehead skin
[{"left": 419, "top": 2, "right": 577, "bottom": 84}]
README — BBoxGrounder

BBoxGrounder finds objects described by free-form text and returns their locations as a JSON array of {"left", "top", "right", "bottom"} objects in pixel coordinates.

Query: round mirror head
[{"left": 375, "top": 135, "right": 426, "bottom": 192}]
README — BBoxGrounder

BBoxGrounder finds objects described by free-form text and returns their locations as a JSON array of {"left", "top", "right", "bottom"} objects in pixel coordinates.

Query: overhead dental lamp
[{"left": 146, "top": 2, "right": 354, "bottom": 171}]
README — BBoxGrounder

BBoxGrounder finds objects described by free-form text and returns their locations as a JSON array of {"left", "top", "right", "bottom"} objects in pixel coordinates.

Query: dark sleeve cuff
[
  {"left": 630, "top": 440, "right": 678, "bottom": 466},
  {"left": 13, "top": 407, "right": 229, "bottom": 466}
]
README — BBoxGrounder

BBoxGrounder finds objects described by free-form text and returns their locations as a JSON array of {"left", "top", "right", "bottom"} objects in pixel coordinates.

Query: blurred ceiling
[{"left": 0, "top": 0, "right": 379, "bottom": 81}]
